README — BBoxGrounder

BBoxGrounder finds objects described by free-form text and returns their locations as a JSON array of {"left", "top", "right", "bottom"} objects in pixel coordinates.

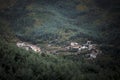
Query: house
[
  {"left": 90, "top": 54, "right": 97, "bottom": 58},
  {"left": 70, "top": 42, "right": 78, "bottom": 46},
  {"left": 16, "top": 42, "right": 41, "bottom": 53},
  {"left": 16, "top": 42, "right": 25, "bottom": 47},
  {"left": 88, "top": 44, "right": 97, "bottom": 50},
  {"left": 23, "top": 46, "right": 31, "bottom": 51},
  {"left": 89, "top": 49, "right": 101, "bottom": 59},
  {"left": 67, "top": 42, "right": 89, "bottom": 52},
  {"left": 65, "top": 46, "right": 71, "bottom": 50},
  {"left": 78, "top": 45, "right": 88, "bottom": 52},
  {"left": 86, "top": 40, "right": 92, "bottom": 45},
  {"left": 69, "top": 45, "right": 80, "bottom": 52},
  {"left": 29, "top": 45, "right": 41, "bottom": 52}
]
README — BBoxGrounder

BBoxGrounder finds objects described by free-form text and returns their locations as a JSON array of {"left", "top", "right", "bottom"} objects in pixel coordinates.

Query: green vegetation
[
  {"left": 0, "top": 0, "right": 120, "bottom": 80},
  {"left": 0, "top": 0, "right": 119, "bottom": 44},
  {"left": 0, "top": 39, "right": 120, "bottom": 80}
]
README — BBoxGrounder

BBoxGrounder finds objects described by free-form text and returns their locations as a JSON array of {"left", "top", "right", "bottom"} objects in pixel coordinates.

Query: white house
[
  {"left": 16, "top": 42, "right": 41, "bottom": 53},
  {"left": 78, "top": 45, "right": 88, "bottom": 52},
  {"left": 88, "top": 45, "right": 93, "bottom": 50},
  {"left": 90, "top": 54, "right": 97, "bottom": 58},
  {"left": 88, "top": 44, "right": 97, "bottom": 50},
  {"left": 29, "top": 45, "right": 41, "bottom": 52},
  {"left": 86, "top": 41, "right": 92, "bottom": 45},
  {"left": 16, "top": 42, "right": 25, "bottom": 47},
  {"left": 70, "top": 42, "right": 78, "bottom": 46},
  {"left": 89, "top": 49, "right": 100, "bottom": 59}
]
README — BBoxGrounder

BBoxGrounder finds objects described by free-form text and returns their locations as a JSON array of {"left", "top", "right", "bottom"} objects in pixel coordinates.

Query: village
[{"left": 16, "top": 40, "right": 102, "bottom": 59}]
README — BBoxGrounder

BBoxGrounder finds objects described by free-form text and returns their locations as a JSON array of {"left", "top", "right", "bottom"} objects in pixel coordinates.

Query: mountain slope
[{"left": 0, "top": 0, "right": 119, "bottom": 45}]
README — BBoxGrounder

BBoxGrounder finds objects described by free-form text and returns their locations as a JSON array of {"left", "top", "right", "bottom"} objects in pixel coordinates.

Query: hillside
[
  {"left": 0, "top": 0, "right": 120, "bottom": 80},
  {"left": 0, "top": 0, "right": 119, "bottom": 44},
  {"left": 0, "top": 37, "right": 120, "bottom": 80}
]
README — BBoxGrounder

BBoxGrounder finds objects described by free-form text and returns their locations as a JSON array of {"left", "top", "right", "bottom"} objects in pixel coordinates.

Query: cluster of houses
[
  {"left": 16, "top": 41, "right": 41, "bottom": 53},
  {"left": 66, "top": 41, "right": 94, "bottom": 51},
  {"left": 16, "top": 40, "right": 102, "bottom": 59},
  {"left": 65, "top": 41, "right": 102, "bottom": 59}
]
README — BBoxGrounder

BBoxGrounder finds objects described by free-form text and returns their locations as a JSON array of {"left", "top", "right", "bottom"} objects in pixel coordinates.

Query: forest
[{"left": 0, "top": 0, "right": 120, "bottom": 80}]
